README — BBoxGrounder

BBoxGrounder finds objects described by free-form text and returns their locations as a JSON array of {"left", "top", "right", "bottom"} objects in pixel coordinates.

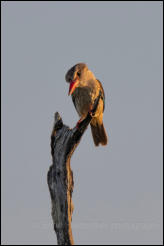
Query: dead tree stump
[{"left": 47, "top": 92, "right": 101, "bottom": 245}]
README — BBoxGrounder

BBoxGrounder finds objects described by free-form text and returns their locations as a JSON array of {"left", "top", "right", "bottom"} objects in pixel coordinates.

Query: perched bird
[{"left": 65, "top": 63, "right": 108, "bottom": 146}]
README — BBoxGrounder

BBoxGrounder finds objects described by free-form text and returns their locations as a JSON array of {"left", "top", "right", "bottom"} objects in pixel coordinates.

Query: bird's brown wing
[{"left": 96, "top": 79, "right": 105, "bottom": 112}]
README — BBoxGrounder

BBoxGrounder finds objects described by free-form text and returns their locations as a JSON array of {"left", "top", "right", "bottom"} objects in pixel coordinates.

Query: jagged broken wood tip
[{"left": 54, "top": 112, "right": 63, "bottom": 131}]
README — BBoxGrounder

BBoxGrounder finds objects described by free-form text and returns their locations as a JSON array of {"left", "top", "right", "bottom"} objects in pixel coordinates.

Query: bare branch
[{"left": 47, "top": 92, "right": 101, "bottom": 245}]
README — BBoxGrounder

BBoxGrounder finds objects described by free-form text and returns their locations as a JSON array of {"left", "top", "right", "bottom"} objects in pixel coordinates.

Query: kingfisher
[{"left": 65, "top": 63, "right": 108, "bottom": 146}]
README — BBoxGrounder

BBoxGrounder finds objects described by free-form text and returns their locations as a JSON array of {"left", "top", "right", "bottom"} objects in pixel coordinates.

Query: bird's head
[{"left": 65, "top": 63, "right": 94, "bottom": 95}]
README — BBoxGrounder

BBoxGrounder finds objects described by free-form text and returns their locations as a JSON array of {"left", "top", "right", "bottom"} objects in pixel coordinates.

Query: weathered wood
[{"left": 47, "top": 92, "right": 101, "bottom": 245}]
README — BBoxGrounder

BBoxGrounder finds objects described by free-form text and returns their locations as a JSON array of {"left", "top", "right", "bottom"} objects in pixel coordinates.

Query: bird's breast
[{"left": 72, "top": 87, "right": 95, "bottom": 117}]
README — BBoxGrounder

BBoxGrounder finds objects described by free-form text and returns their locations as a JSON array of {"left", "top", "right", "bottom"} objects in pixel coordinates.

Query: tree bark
[{"left": 47, "top": 92, "right": 101, "bottom": 245}]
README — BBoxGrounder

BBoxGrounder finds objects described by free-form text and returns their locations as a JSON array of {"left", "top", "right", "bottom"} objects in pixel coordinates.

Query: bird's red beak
[{"left": 68, "top": 79, "right": 79, "bottom": 95}]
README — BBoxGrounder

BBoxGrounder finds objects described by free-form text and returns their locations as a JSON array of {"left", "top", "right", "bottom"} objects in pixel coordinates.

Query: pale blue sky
[{"left": 2, "top": 1, "right": 163, "bottom": 245}]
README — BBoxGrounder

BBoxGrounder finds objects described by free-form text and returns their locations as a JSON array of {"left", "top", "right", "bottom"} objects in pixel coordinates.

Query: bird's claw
[
  {"left": 89, "top": 107, "right": 95, "bottom": 117},
  {"left": 76, "top": 118, "right": 83, "bottom": 129}
]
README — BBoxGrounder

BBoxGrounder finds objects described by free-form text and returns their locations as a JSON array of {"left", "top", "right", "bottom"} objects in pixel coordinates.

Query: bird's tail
[{"left": 90, "top": 120, "right": 108, "bottom": 146}]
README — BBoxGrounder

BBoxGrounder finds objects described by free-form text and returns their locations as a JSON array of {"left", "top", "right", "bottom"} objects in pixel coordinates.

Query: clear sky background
[{"left": 1, "top": 1, "right": 163, "bottom": 245}]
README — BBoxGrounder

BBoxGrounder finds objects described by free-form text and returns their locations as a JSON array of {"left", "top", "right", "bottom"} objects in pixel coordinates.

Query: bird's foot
[
  {"left": 76, "top": 118, "right": 84, "bottom": 129},
  {"left": 88, "top": 105, "right": 95, "bottom": 117}
]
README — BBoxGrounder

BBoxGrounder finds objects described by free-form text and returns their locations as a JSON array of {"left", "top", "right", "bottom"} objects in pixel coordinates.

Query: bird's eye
[{"left": 77, "top": 72, "right": 81, "bottom": 77}]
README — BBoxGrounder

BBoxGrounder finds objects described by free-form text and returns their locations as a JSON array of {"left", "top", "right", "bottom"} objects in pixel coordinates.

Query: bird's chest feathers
[{"left": 72, "top": 85, "right": 96, "bottom": 116}]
